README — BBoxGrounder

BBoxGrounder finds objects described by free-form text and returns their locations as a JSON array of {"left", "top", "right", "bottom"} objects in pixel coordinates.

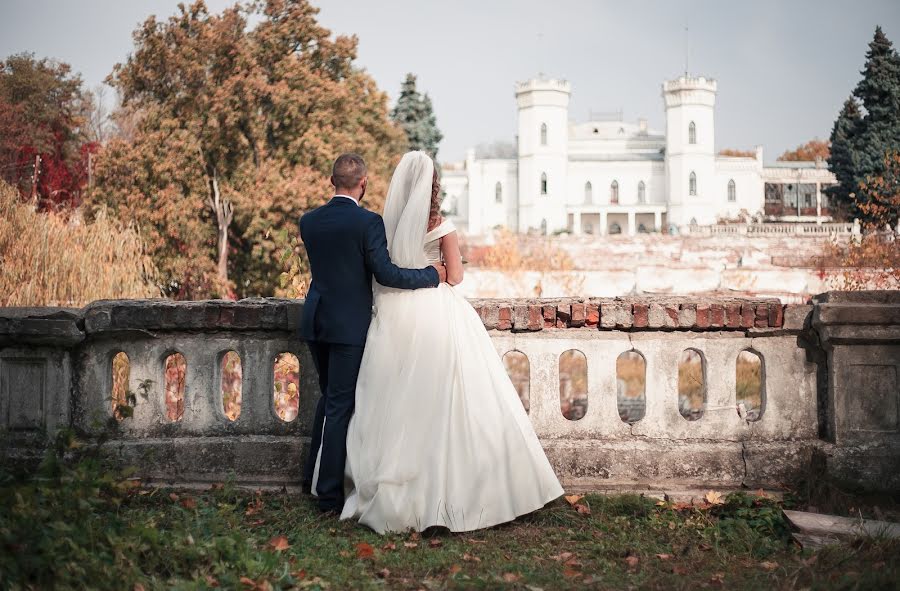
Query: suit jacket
[{"left": 299, "top": 197, "right": 439, "bottom": 346}]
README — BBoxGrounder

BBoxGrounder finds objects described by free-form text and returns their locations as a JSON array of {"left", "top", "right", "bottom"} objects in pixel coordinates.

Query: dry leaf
[
  {"left": 564, "top": 494, "right": 584, "bottom": 506},
  {"left": 672, "top": 565, "right": 689, "bottom": 575},
  {"left": 467, "top": 538, "right": 486, "bottom": 544},
  {"left": 210, "top": 482, "right": 224, "bottom": 490},
  {"left": 575, "top": 503, "right": 591, "bottom": 516},
  {"left": 409, "top": 532, "right": 421, "bottom": 541},
  {"left": 169, "top": 492, "right": 179, "bottom": 502},
  {"left": 338, "top": 550, "right": 350, "bottom": 558},
  {"left": 355, "top": 542, "right": 375, "bottom": 559},
  {"left": 267, "top": 535, "right": 290, "bottom": 551},
  {"left": 403, "top": 542, "right": 418, "bottom": 549},
  {"left": 291, "top": 569, "right": 307, "bottom": 580},
  {"left": 760, "top": 561, "right": 779, "bottom": 571},
  {"left": 376, "top": 568, "right": 390, "bottom": 579},
  {"left": 710, "top": 572, "right": 725, "bottom": 585},
  {"left": 704, "top": 491, "right": 725, "bottom": 505},
  {"left": 562, "top": 568, "right": 580, "bottom": 578},
  {"left": 382, "top": 542, "right": 396, "bottom": 551},
  {"left": 134, "top": 584, "right": 145, "bottom": 591},
  {"left": 502, "top": 573, "right": 521, "bottom": 582},
  {"left": 699, "top": 543, "right": 712, "bottom": 551},
  {"left": 625, "top": 555, "right": 639, "bottom": 570},
  {"left": 462, "top": 553, "right": 481, "bottom": 562},
  {"left": 429, "top": 538, "right": 443, "bottom": 548},
  {"left": 656, "top": 500, "right": 667, "bottom": 506},
  {"left": 448, "top": 564, "right": 462, "bottom": 574},
  {"left": 180, "top": 496, "right": 197, "bottom": 510},
  {"left": 204, "top": 574, "right": 220, "bottom": 587},
  {"left": 240, "top": 576, "right": 256, "bottom": 587},
  {"left": 655, "top": 553, "right": 673, "bottom": 560},
  {"left": 551, "top": 552, "right": 574, "bottom": 562}
]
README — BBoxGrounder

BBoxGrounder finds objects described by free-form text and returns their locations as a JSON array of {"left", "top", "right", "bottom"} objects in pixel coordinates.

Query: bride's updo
[{"left": 428, "top": 166, "right": 441, "bottom": 230}]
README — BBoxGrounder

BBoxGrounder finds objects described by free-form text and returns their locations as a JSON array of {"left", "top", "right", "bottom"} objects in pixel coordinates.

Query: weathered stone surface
[
  {"left": 678, "top": 303, "right": 697, "bottom": 328},
  {"left": 0, "top": 308, "right": 84, "bottom": 346},
  {"left": 784, "top": 305, "right": 812, "bottom": 331}
]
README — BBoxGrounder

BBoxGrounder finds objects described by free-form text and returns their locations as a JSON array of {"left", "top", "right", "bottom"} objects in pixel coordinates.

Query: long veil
[{"left": 380, "top": 151, "right": 434, "bottom": 272}]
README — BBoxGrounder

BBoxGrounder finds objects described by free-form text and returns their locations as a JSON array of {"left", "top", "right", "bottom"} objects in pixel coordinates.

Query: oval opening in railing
[
  {"left": 559, "top": 349, "right": 587, "bottom": 421},
  {"left": 678, "top": 348, "right": 706, "bottom": 421},
  {"left": 221, "top": 351, "right": 242, "bottom": 421},
  {"left": 111, "top": 351, "right": 130, "bottom": 420},
  {"left": 274, "top": 352, "right": 300, "bottom": 422},
  {"left": 164, "top": 352, "right": 186, "bottom": 421},
  {"left": 502, "top": 350, "right": 530, "bottom": 412},
  {"left": 617, "top": 350, "right": 646, "bottom": 423},
  {"left": 736, "top": 349, "right": 764, "bottom": 421}
]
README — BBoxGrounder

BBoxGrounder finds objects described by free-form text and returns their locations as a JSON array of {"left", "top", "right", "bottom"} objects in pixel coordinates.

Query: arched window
[
  {"left": 540, "top": 172, "right": 548, "bottom": 195},
  {"left": 727, "top": 179, "right": 736, "bottom": 202},
  {"left": 689, "top": 171, "right": 697, "bottom": 196},
  {"left": 540, "top": 123, "right": 548, "bottom": 146},
  {"left": 584, "top": 181, "right": 593, "bottom": 204},
  {"left": 495, "top": 181, "right": 502, "bottom": 203},
  {"left": 637, "top": 181, "right": 646, "bottom": 204},
  {"left": 610, "top": 180, "right": 619, "bottom": 204},
  {"left": 688, "top": 121, "right": 697, "bottom": 144}
]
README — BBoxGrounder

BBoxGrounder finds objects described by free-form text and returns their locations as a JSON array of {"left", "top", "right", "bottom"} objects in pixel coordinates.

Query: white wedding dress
[{"left": 339, "top": 191, "right": 564, "bottom": 533}]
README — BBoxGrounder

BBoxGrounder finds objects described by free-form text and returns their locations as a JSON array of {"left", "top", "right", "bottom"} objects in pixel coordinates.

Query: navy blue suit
[{"left": 299, "top": 196, "right": 438, "bottom": 510}]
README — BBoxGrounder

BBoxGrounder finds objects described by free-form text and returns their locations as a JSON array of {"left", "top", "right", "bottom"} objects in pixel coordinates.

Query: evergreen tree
[
  {"left": 826, "top": 97, "right": 863, "bottom": 217},
  {"left": 391, "top": 74, "right": 443, "bottom": 161}
]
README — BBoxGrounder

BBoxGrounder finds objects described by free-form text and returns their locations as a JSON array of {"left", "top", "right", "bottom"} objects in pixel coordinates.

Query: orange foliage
[
  {"left": 718, "top": 148, "right": 756, "bottom": 158},
  {"left": 777, "top": 139, "right": 830, "bottom": 162}
]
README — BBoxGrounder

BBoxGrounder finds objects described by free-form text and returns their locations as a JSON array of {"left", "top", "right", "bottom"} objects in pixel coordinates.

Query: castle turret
[
  {"left": 516, "top": 78, "right": 570, "bottom": 233},
  {"left": 663, "top": 76, "right": 717, "bottom": 227}
]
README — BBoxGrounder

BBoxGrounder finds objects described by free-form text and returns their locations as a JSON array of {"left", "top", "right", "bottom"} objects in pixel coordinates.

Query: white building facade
[{"left": 441, "top": 75, "right": 837, "bottom": 236}]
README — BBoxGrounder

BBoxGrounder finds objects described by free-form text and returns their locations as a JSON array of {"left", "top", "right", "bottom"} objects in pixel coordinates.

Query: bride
[{"left": 338, "top": 150, "right": 563, "bottom": 533}]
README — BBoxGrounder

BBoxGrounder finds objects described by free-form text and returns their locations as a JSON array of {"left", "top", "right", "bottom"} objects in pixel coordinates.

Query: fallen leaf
[
  {"left": 169, "top": 492, "right": 179, "bottom": 502},
  {"left": 240, "top": 577, "right": 256, "bottom": 587},
  {"left": 462, "top": 553, "right": 481, "bottom": 562},
  {"left": 575, "top": 503, "right": 591, "bottom": 516},
  {"left": 563, "top": 557, "right": 581, "bottom": 568},
  {"left": 668, "top": 521, "right": 677, "bottom": 530},
  {"left": 704, "top": 491, "right": 725, "bottom": 505},
  {"left": 656, "top": 500, "right": 668, "bottom": 506},
  {"left": 672, "top": 565, "right": 689, "bottom": 575},
  {"left": 624, "top": 555, "right": 639, "bottom": 570},
  {"left": 356, "top": 542, "right": 375, "bottom": 559},
  {"left": 338, "top": 550, "right": 350, "bottom": 558},
  {"left": 210, "top": 482, "right": 224, "bottom": 490},
  {"left": 429, "top": 538, "right": 443, "bottom": 548},
  {"left": 655, "top": 553, "right": 673, "bottom": 560},
  {"left": 564, "top": 494, "right": 584, "bottom": 506},
  {"left": 448, "top": 564, "right": 462, "bottom": 574},
  {"left": 186, "top": 534, "right": 194, "bottom": 545},
  {"left": 699, "top": 543, "right": 712, "bottom": 551},
  {"left": 562, "top": 568, "right": 580, "bottom": 578},
  {"left": 467, "top": 538, "right": 486, "bottom": 544},
  {"left": 204, "top": 574, "right": 220, "bottom": 587},
  {"left": 376, "top": 568, "right": 390, "bottom": 578},
  {"left": 134, "top": 584, "right": 145, "bottom": 591},
  {"left": 180, "top": 496, "right": 197, "bottom": 510},
  {"left": 403, "top": 542, "right": 418, "bottom": 549},
  {"left": 267, "top": 535, "right": 290, "bottom": 551},
  {"left": 710, "top": 572, "right": 725, "bottom": 586},
  {"left": 291, "top": 569, "right": 307, "bottom": 580},
  {"left": 382, "top": 542, "right": 396, "bottom": 551},
  {"left": 551, "top": 552, "right": 574, "bottom": 562},
  {"left": 245, "top": 497, "right": 264, "bottom": 516},
  {"left": 409, "top": 532, "right": 421, "bottom": 541},
  {"left": 760, "top": 561, "right": 778, "bottom": 571},
  {"left": 502, "top": 573, "right": 521, "bottom": 582}
]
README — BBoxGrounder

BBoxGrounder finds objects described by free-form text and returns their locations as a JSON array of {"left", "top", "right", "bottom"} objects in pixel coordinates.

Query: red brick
[
  {"left": 570, "top": 303, "right": 585, "bottom": 327},
  {"left": 556, "top": 304, "right": 571, "bottom": 328},
  {"left": 633, "top": 303, "right": 649, "bottom": 328},
  {"left": 710, "top": 303, "right": 725, "bottom": 327},
  {"left": 740, "top": 303, "right": 755, "bottom": 328},
  {"left": 527, "top": 305, "right": 543, "bottom": 331},
  {"left": 498, "top": 306, "right": 512, "bottom": 330},
  {"left": 695, "top": 304, "right": 710, "bottom": 328},
  {"left": 754, "top": 305, "right": 768, "bottom": 327},
  {"left": 542, "top": 305, "right": 557, "bottom": 328},
  {"left": 768, "top": 302, "right": 784, "bottom": 327},
  {"left": 585, "top": 303, "right": 600, "bottom": 327},
  {"left": 725, "top": 303, "right": 742, "bottom": 328}
]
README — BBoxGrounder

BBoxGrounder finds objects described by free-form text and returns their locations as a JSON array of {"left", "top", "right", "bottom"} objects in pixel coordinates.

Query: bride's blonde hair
[{"left": 428, "top": 166, "right": 441, "bottom": 230}]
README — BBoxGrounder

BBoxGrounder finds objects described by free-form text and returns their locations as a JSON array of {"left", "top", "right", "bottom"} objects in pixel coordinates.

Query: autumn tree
[
  {"left": 91, "top": 0, "right": 405, "bottom": 298},
  {"left": 777, "top": 139, "right": 830, "bottom": 162},
  {"left": 0, "top": 53, "right": 95, "bottom": 209},
  {"left": 718, "top": 148, "right": 756, "bottom": 158},
  {"left": 391, "top": 73, "right": 443, "bottom": 160}
]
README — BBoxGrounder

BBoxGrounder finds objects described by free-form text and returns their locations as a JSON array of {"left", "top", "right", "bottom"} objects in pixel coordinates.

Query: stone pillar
[
  {"left": 815, "top": 182, "right": 822, "bottom": 223},
  {"left": 627, "top": 211, "right": 636, "bottom": 236},
  {"left": 599, "top": 211, "right": 608, "bottom": 236},
  {"left": 572, "top": 211, "right": 582, "bottom": 235},
  {"left": 654, "top": 210, "right": 662, "bottom": 232}
]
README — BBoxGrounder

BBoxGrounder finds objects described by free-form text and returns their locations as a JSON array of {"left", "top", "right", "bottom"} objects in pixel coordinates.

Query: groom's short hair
[{"left": 332, "top": 153, "right": 367, "bottom": 190}]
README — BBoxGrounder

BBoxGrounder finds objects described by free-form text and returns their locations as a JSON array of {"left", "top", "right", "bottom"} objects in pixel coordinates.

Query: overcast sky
[{"left": 2, "top": 0, "right": 898, "bottom": 162}]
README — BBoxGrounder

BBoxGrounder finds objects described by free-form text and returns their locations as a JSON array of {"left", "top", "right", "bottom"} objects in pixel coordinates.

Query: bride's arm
[{"left": 440, "top": 231, "right": 464, "bottom": 285}]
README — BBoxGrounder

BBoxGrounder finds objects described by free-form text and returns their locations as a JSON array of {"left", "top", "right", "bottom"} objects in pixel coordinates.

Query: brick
[
  {"left": 754, "top": 304, "right": 768, "bottom": 328},
  {"left": 633, "top": 303, "right": 649, "bottom": 328},
  {"left": 664, "top": 303, "right": 679, "bottom": 328},
  {"left": 481, "top": 304, "right": 499, "bottom": 330},
  {"left": 512, "top": 305, "right": 529, "bottom": 330},
  {"left": 570, "top": 303, "right": 585, "bottom": 327},
  {"left": 725, "top": 303, "right": 741, "bottom": 328},
  {"left": 695, "top": 304, "right": 710, "bottom": 328},
  {"left": 678, "top": 303, "right": 697, "bottom": 328},
  {"left": 710, "top": 303, "right": 725, "bottom": 327},
  {"left": 527, "top": 305, "right": 543, "bottom": 331},
  {"left": 498, "top": 306, "right": 512, "bottom": 330},
  {"left": 556, "top": 304, "right": 571, "bottom": 328},
  {"left": 740, "top": 303, "right": 755, "bottom": 328},
  {"left": 585, "top": 303, "right": 600, "bottom": 327},
  {"left": 614, "top": 303, "right": 633, "bottom": 328},
  {"left": 648, "top": 303, "right": 666, "bottom": 328},
  {"left": 542, "top": 305, "right": 557, "bottom": 328},
  {"left": 768, "top": 302, "right": 784, "bottom": 327}
]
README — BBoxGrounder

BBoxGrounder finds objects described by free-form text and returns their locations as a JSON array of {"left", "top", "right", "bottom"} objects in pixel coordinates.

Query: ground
[{"left": 1, "top": 445, "right": 898, "bottom": 590}]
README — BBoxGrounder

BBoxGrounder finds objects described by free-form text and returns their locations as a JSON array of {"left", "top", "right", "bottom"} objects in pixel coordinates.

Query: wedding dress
[{"left": 338, "top": 151, "right": 563, "bottom": 533}]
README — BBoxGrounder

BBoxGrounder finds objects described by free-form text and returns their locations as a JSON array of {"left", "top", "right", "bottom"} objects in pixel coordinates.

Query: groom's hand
[{"left": 431, "top": 263, "right": 447, "bottom": 283}]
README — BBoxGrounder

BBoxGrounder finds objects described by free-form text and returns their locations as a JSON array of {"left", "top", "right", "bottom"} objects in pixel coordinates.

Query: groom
[{"left": 299, "top": 153, "right": 446, "bottom": 512}]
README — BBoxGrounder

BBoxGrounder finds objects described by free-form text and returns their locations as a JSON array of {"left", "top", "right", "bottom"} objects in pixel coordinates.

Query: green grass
[{"left": 1, "top": 441, "right": 898, "bottom": 590}]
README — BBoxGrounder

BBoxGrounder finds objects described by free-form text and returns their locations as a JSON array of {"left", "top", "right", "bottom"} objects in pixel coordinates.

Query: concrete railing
[
  {"left": 685, "top": 222, "right": 855, "bottom": 236},
  {"left": 1, "top": 292, "right": 898, "bottom": 494}
]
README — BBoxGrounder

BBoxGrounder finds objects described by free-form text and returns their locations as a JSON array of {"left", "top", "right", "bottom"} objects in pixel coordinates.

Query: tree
[
  {"left": 92, "top": 0, "right": 405, "bottom": 298},
  {"left": 718, "top": 148, "right": 755, "bottom": 158},
  {"left": 826, "top": 98, "right": 862, "bottom": 217},
  {"left": 777, "top": 139, "right": 830, "bottom": 162},
  {"left": 390, "top": 73, "right": 443, "bottom": 160},
  {"left": 856, "top": 150, "right": 900, "bottom": 229},
  {"left": 0, "top": 53, "right": 95, "bottom": 209}
]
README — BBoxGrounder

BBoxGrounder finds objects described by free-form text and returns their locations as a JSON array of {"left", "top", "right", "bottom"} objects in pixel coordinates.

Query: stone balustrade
[{"left": 1, "top": 292, "right": 898, "bottom": 495}]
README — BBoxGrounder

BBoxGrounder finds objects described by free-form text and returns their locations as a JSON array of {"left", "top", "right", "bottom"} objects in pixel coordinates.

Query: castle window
[
  {"left": 540, "top": 172, "right": 548, "bottom": 195},
  {"left": 728, "top": 179, "right": 736, "bottom": 202},
  {"left": 495, "top": 181, "right": 502, "bottom": 203},
  {"left": 584, "top": 181, "right": 593, "bottom": 204},
  {"left": 540, "top": 123, "right": 548, "bottom": 146},
  {"left": 689, "top": 121, "right": 697, "bottom": 144},
  {"left": 689, "top": 172, "right": 697, "bottom": 196},
  {"left": 610, "top": 180, "right": 619, "bottom": 204},
  {"left": 637, "top": 181, "right": 646, "bottom": 204}
]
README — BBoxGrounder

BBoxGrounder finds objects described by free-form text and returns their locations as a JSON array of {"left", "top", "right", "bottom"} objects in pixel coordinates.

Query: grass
[{"left": 1, "top": 440, "right": 898, "bottom": 590}]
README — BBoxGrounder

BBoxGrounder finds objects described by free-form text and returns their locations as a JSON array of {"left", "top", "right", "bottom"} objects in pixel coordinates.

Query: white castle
[{"left": 440, "top": 75, "right": 837, "bottom": 236}]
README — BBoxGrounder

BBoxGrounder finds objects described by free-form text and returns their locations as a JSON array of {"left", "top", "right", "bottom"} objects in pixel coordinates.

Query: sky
[{"left": 1, "top": 0, "right": 899, "bottom": 163}]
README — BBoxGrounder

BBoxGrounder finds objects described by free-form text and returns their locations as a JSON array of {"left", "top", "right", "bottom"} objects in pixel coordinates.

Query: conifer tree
[
  {"left": 826, "top": 97, "right": 862, "bottom": 217},
  {"left": 390, "top": 74, "right": 443, "bottom": 161}
]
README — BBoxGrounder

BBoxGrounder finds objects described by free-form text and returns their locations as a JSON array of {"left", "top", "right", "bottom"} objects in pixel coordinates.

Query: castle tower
[
  {"left": 516, "top": 78, "right": 571, "bottom": 233},
  {"left": 662, "top": 76, "right": 717, "bottom": 227}
]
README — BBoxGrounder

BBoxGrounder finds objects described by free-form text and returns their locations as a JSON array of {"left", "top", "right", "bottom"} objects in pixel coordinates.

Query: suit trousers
[{"left": 303, "top": 340, "right": 364, "bottom": 511}]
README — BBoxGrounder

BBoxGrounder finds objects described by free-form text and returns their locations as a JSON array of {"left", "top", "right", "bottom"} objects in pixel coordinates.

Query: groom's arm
[{"left": 364, "top": 215, "right": 441, "bottom": 289}]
